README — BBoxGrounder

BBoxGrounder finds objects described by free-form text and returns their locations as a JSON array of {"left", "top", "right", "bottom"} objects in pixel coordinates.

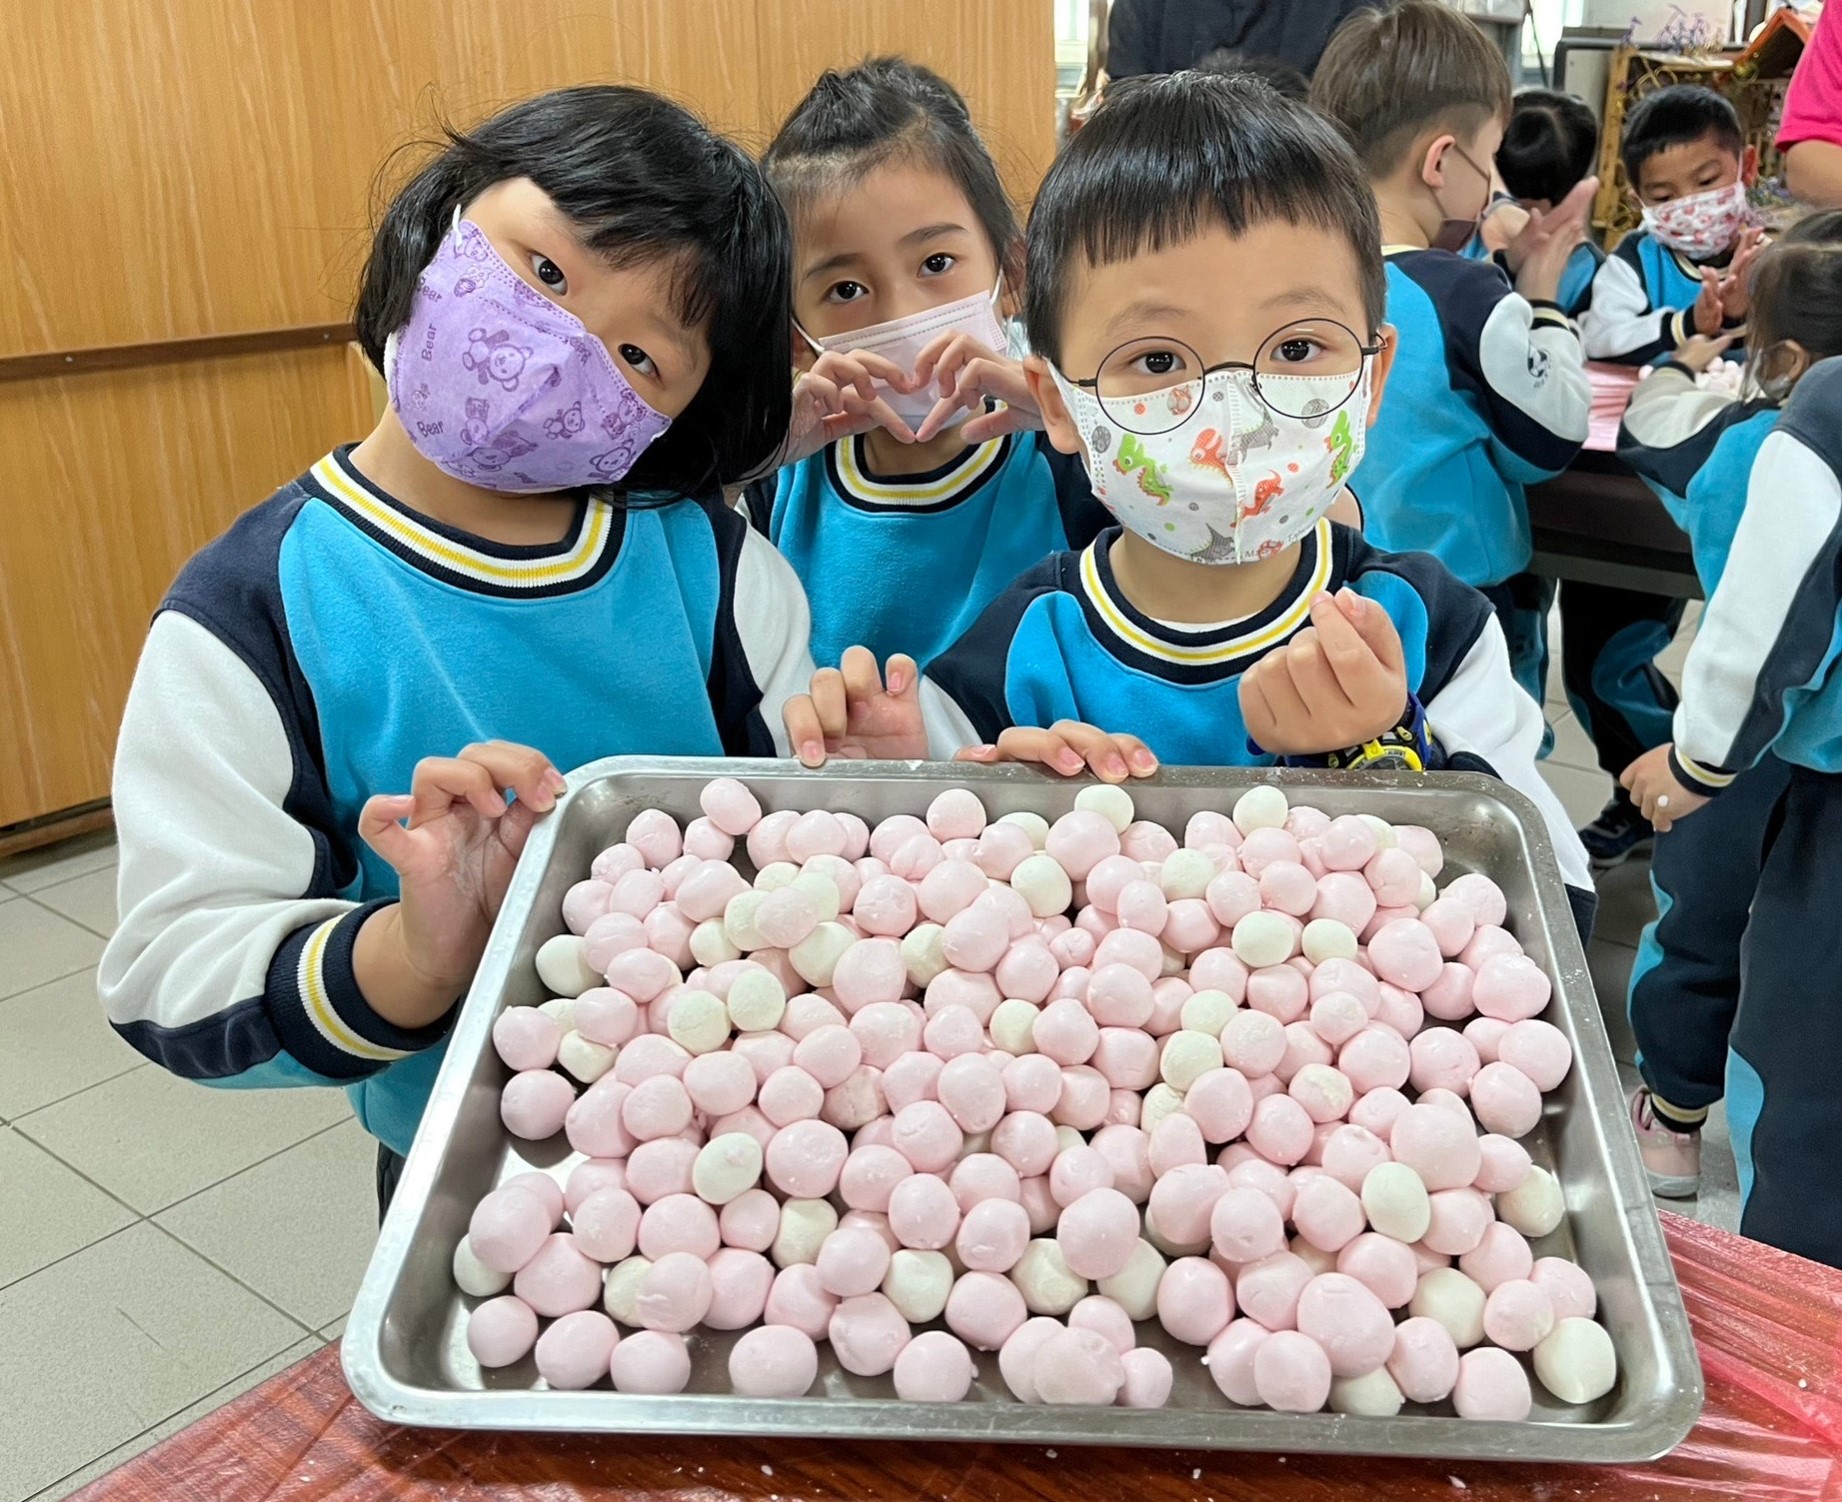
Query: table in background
[
  {"left": 71, "top": 1213, "right": 1842, "bottom": 1502},
  {"left": 1527, "top": 362, "right": 1701, "bottom": 601}
]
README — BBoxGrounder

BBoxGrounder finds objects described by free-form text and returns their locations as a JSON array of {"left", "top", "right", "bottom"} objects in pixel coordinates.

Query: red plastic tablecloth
[{"left": 72, "top": 1214, "right": 1842, "bottom": 1502}]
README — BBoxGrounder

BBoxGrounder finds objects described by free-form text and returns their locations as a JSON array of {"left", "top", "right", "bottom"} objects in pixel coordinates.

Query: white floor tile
[
  {"left": 0, "top": 902, "right": 104, "bottom": 1002},
  {"left": 319, "top": 1313, "right": 347, "bottom": 1343},
  {"left": 0, "top": 969, "right": 145, "bottom": 1120},
  {"left": 16, "top": 1068, "right": 352, "bottom": 1216},
  {"left": 0, "top": 1129, "right": 135, "bottom": 1290},
  {"left": 0, "top": 834, "right": 116, "bottom": 896},
  {"left": 157, "top": 1119, "right": 379, "bottom": 1330},
  {"left": 1537, "top": 760, "right": 1615, "bottom": 830},
  {"left": 1545, "top": 709, "right": 1603, "bottom": 776},
  {"left": 24, "top": 1337, "right": 322, "bottom": 1502},
  {"left": 0, "top": 1222, "right": 303, "bottom": 1502},
  {"left": 31, "top": 869, "right": 118, "bottom": 939}
]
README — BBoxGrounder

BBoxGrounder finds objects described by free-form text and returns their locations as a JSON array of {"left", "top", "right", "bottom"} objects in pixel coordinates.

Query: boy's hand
[
  {"left": 357, "top": 742, "right": 565, "bottom": 1026},
  {"left": 1672, "top": 332, "right": 1737, "bottom": 375},
  {"left": 907, "top": 333, "right": 1042, "bottom": 444},
  {"left": 1717, "top": 226, "right": 1768, "bottom": 322},
  {"left": 1691, "top": 268, "right": 1727, "bottom": 337},
  {"left": 1620, "top": 744, "right": 1708, "bottom": 832},
  {"left": 957, "top": 723, "right": 1159, "bottom": 784},
  {"left": 1503, "top": 179, "right": 1591, "bottom": 278},
  {"left": 1241, "top": 590, "right": 1410, "bottom": 756},
  {"left": 778, "top": 351, "right": 918, "bottom": 467},
  {"left": 1512, "top": 178, "right": 1596, "bottom": 303},
  {"left": 784, "top": 647, "right": 926, "bottom": 767}
]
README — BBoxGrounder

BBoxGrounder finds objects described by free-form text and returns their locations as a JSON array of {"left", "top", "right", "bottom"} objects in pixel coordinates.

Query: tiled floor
[
  {"left": 0, "top": 834, "right": 376, "bottom": 1502},
  {"left": 0, "top": 607, "right": 1738, "bottom": 1498}
]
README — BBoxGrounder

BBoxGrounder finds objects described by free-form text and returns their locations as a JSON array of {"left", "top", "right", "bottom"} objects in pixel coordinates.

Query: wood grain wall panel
[
  {"left": 0, "top": 0, "right": 1054, "bottom": 827},
  {"left": 0, "top": 347, "right": 374, "bottom": 824},
  {"left": 0, "top": 1, "right": 767, "bottom": 357},
  {"left": 753, "top": 0, "right": 1058, "bottom": 204}
]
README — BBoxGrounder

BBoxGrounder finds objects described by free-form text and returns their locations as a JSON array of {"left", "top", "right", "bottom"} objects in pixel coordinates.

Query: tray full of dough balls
[{"left": 343, "top": 758, "right": 1702, "bottom": 1462}]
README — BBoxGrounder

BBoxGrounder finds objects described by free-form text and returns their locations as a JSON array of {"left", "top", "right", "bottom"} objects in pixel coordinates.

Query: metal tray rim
[{"left": 344, "top": 757, "right": 1703, "bottom": 1464}]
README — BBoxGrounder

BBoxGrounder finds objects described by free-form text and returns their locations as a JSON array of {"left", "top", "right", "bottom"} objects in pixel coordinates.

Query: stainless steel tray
[{"left": 345, "top": 758, "right": 1702, "bottom": 1463}]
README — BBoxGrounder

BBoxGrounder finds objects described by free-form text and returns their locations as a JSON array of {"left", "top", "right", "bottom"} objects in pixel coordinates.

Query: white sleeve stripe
[
  {"left": 1478, "top": 296, "right": 1592, "bottom": 443},
  {"left": 1423, "top": 616, "right": 1595, "bottom": 892},
  {"left": 1579, "top": 254, "right": 1676, "bottom": 361},
  {"left": 733, "top": 528, "right": 817, "bottom": 759},
  {"left": 300, "top": 917, "right": 410, "bottom": 1063}
]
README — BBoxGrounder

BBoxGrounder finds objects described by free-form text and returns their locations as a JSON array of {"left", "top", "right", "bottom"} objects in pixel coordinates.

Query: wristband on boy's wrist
[{"left": 1254, "top": 697, "right": 1432, "bottom": 771}]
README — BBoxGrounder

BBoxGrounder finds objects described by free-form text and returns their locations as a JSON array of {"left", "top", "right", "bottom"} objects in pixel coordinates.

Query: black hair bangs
[
  {"left": 1024, "top": 73, "right": 1385, "bottom": 366},
  {"left": 763, "top": 57, "right": 1023, "bottom": 287},
  {"left": 355, "top": 85, "right": 792, "bottom": 500},
  {"left": 1620, "top": 84, "right": 1745, "bottom": 183}
]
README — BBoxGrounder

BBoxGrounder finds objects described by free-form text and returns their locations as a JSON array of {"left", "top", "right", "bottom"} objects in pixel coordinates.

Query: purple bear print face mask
[{"left": 384, "top": 218, "right": 673, "bottom": 493}]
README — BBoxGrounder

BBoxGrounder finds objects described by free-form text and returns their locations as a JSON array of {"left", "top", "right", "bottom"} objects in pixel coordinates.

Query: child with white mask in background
[
  {"left": 743, "top": 58, "right": 1110, "bottom": 674},
  {"left": 781, "top": 72, "right": 1597, "bottom": 937}
]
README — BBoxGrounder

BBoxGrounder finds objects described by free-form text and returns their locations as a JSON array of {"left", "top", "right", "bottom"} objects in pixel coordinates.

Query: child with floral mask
[
  {"left": 1581, "top": 84, "right": 1767, "bottom": 366},
  {"left": 781, "top": 73, "right": 1596, "bottom": 931},
  {"left": 745, "top": 58, "right": 1109, "bottom": 673},
  {"left": 103, "top": 87, "right": 818, "bottom": 1208}
]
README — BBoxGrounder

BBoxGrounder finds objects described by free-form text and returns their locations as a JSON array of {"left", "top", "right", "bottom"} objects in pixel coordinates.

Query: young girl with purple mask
[
  {"left": 744, "top": 58, "right": 1109, "bottom": 678},
  {"left": 101, "top": 87, "right": 815, "bottom": 1211}
]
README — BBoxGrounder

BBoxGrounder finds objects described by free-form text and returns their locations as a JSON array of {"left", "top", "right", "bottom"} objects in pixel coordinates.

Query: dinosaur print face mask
[{"left": 1046, "top": 361, "right": 1370, "bottom": 564}]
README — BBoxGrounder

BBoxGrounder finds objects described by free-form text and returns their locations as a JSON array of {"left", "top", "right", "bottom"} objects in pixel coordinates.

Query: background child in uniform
[
  {"left": 1624, "top": 350, "right": 1842, "bottom": 1268},
  {"left": 1497, "top": 86, "right": 1605, "bottom": 314},
  {"left": 99, "top": 88, "right": 816, "bottom": 1212},
  {"left": 1581, "top": 84, "right": 1764, "bottom": 365},
  {"left": 782, "top": 71, "right": 1597, "bottom": 929},
  {"left": 1565, "top": 84, "right": 1771, "bottom": 866},
  {"left": 1615, "top": 214, "right": 1842, "bottom": 1199},
  {"left": 1309, "top": 0, "right": 1594, "bottom": 718},
  {"left": 745, "top": 58, "right": 1107, "bottom": 673}
]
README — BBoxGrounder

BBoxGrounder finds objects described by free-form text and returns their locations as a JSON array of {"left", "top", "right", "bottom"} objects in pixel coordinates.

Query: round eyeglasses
[{"left": 1068, "top": 321, "right": 1380, "bottom": 436}]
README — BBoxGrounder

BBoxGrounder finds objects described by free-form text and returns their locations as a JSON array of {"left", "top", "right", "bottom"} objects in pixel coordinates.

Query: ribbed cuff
[
  {"left": 264, "top": 901, "right": 460, "bottom": 1080},
  {"left": 1668, "top": 746, "right": 1735, "bottom": 798},
  {"left": 1529, "top": 302, "right": 1580, "bottom": 338}
]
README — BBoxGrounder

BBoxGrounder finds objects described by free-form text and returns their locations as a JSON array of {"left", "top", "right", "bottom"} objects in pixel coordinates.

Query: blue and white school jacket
[
  {"left": 914, "top": 518, "right": 1593, "bottom": 894},
  {"left": 99, "top": 447, "right": 815, "bottom": 1154},
  {"left": 1661, "top": 360, "right": 1842, "bottom": 795},
  {"left": 1360, "top": 248, "right": 1591, "bottom": 588},
  {"left": 746, "top": 430, "right": 1108, "bottom": 671},
  {"left": 1617, "top": 361, "right": 1781, "bottom": 589},
  {"left": 1578, "top": 227, "right": 1746, "bottom": 366}
]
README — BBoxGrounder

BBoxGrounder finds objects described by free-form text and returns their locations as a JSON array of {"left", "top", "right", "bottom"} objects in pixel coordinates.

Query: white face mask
[
  {"left": 1048, "top": 360, "right": 1371, "bottom": 564},
  {"left": 1641, "top": 180, "right": 1751, "bottom": 261},
  {"left": 797, "top": 280, "right": 1006, "bottom": 430}
]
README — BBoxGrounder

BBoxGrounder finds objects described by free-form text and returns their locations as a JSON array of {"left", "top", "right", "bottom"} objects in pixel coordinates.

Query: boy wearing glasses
[
  {"left": 1309, "top": 2, "right": 1593, "bottom": 711},
  {"left": 783, "top": 70, "right": 1596, "bottom": 928}
]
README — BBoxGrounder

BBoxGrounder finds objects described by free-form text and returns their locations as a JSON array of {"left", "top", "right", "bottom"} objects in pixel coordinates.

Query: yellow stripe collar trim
[
  {"left": 835, "top": 433, "right": 1007, "bottom": 505},
  {"left": 311, "top": 455, "right": 613, "bottom": 587},
  {"left": 1080, "top": 520, "right": 1334, "bottom": 666}
]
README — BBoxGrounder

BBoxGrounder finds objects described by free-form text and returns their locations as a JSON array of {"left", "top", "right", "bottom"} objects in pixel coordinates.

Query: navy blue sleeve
[
  {"left": 699, "top": 489, "right": 783, "bottom": 757},
  {"left": 741, "top": 475, "right": 777, "bottom": 538},
  {"left": 1617, "top": 377, "right": 1773, "bottom": 504},
  {"left": 925, "top": 555, "right": 1071, "bottom": 746}
]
